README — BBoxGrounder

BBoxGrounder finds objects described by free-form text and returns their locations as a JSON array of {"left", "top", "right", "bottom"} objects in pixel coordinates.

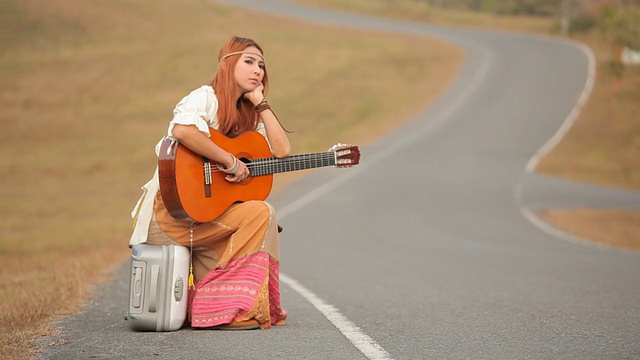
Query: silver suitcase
[{"left": 127, "top": 244, "right": 190, "bottom": 331}]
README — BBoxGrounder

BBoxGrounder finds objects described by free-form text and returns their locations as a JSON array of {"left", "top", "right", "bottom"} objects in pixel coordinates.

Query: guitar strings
[{"left": 207, "top": 152, "right": 337, "bottom": 175}]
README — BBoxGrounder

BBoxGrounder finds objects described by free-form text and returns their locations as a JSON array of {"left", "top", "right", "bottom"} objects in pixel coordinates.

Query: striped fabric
[{"left": 189, "top": 251, "right": 287, "bottom": 329}]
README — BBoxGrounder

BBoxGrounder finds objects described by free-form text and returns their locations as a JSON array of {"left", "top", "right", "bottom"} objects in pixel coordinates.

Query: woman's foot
[{"left": 211, "top": 319, "right": 260, "bottom": 330}]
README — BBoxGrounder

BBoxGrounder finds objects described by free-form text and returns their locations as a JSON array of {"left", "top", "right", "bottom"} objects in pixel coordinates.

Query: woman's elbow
[
  {"left": 171, "top": 124, "right": 196, "bottom": 142},
  {"left": 272, "top": 144, "right": 292, "bottom": 158}
]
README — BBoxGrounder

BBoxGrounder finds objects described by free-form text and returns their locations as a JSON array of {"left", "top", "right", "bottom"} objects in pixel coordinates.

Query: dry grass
[
  {"left": 537, "top": 35, "right": 640, "bottom": 191},
  {"left": 542, "top": 209, "right": 640, "bottom": 250},
  {"left": 298, "top": 0, "right": 556, "bottom": 33},
  {"left": 535, "top": 33, "right": 640, "bottom": 253},
  {"left": 0, "top": 0, "right": 462, "bottom": 358}
]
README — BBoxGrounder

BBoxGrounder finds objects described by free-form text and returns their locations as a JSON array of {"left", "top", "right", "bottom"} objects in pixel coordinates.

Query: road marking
[
  {"left": 279, "top": 273, "right": 395, "bottom": 360},
  {"left": 276, "top": 43, "right": 493, "bottom": 220},
  {"left": 275, "top": 31, "right": 493, "bottom": 360},
  {"left": 519, "top": 207, "right": 620, "bottom": 251},
  {"left": 524, "top": 41, "right": 596, "bottom": 174},
  {"left": 516, "top": 41, "right": 603, "bottom": 249}
]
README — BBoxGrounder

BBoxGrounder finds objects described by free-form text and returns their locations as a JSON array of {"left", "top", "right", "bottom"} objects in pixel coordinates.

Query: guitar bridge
[{"left": 203, "top": 158, "right": 212, "bottom": 198}]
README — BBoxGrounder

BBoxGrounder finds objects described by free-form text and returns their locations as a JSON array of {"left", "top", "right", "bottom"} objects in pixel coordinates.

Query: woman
[{"left": 129, "top": 36, "right": 291, "bottom": 330}]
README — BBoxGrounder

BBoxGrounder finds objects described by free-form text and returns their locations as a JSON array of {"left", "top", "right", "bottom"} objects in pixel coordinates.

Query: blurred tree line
[
  {"left": 421, "top": 0, "right": 640, "bottom": 50},
  {"left": 421, "top": 0, "right": 639, "bottom": 77},
  {"left": 423, "top": 0, "right": 639, "bottom": 49},
  {"left": 422, "top": 0, "right": 560, "bottom": 16},
  {"left": 596, "top": 1, "right": 639, "bottom": 49}
]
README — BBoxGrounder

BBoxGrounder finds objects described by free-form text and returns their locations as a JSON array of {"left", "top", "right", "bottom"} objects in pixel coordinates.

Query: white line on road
[
  {"left": 516, "top": 40, "right": 600, "bottom": 248},
  {"left": 276, "top": 36, "right": 493, "bottom": 360},
  {"left": 279, "top": 273, "right": 395, "bottom": 360},
  {"left": 524, "top": 41, "right": 596, "bottom": 174}
]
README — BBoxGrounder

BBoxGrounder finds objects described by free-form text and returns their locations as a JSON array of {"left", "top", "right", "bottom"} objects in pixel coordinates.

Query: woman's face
[{"left": 234, "top": 46, "right": 265, "bottom": 94}]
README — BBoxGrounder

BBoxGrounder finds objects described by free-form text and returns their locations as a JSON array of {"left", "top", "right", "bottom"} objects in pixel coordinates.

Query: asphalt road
[{"left": 37, "top": 1, "right": 640, "bottom": 359}]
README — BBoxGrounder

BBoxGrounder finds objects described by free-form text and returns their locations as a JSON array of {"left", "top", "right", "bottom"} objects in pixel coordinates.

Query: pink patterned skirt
[
  {"left": 151, "top": 194, "right": 287, "bottom": 329},
  {"left": 189, "top": 251, "right": 287, "bottom": 328}
]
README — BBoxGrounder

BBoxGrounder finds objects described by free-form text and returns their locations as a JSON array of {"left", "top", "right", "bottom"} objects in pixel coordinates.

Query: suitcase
[{"left": 127, "top": 244, "right": 190, "bottom": 331}]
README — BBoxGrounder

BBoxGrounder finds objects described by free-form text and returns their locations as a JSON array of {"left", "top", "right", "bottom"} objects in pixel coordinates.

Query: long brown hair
[{"left": 211, "top": 36, "right": 268, "bottom": 137}]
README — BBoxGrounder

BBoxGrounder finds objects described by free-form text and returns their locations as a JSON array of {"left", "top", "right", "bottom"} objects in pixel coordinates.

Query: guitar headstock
[{"left": 329, "top": 144, "right": 361, "bottom": 168}]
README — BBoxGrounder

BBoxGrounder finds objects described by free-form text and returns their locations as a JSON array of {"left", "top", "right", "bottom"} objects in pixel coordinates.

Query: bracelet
[
  {"left": 217, "top": 153, "right": 238, "bottom": 174},
  {"left": 255, "top": 99, "right": 270, "bottom": 113}
]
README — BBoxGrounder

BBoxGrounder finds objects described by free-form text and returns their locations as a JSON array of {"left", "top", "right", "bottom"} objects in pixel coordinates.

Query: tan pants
[{"left": 146, "top": 192, "right": 279, "bottom": 281}]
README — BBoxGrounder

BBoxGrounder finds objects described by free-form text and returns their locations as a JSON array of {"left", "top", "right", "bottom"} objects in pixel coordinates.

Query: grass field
[{"left": 0, "top": 0, "right": 462, "bottom": 358}]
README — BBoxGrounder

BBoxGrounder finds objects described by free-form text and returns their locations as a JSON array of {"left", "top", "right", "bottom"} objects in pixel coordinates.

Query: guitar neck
[{"left": 248, "top": 152, "right": 336, "bottom": 177}]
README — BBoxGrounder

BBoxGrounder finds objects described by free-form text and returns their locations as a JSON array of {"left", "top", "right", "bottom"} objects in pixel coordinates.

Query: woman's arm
[
  {"left": 244, "top": 86, "right": 291, "bottom": 158},
  {"left": 171, "top": 124, "right": 249, "bottom": 181},
  {"left": 259, "top": 107, "right": 291, "bottom": 158}
]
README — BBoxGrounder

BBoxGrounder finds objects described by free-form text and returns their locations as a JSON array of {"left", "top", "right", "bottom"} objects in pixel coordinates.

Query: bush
[{"left": 570, "top": 13, "right": 597, "bottom": 34}]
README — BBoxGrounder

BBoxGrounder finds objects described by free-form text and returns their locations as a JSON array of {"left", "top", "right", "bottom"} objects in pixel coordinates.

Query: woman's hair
[{"left": 211, "top": 36, "right": 268, "bottom": 137}]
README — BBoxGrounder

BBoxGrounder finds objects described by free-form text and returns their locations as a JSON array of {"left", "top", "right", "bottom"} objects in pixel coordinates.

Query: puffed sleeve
[
  {"left": 167, "top": 86, "right": 218, "bottom": 138},
  {"left": 255, "top": 122, "right": 271, "bottom": 148},
  {"left": 255, "top": 122, "right": 267, "bottom": 138}
]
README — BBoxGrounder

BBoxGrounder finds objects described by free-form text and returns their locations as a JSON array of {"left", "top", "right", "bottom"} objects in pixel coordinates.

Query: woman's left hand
[{"left": 243, "top": 83, "right": 265, "bottom": 106}]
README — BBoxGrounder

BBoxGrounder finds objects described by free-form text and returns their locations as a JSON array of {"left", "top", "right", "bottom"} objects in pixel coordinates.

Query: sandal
[{"left": 211, "top": 319, "right": 260, "bottom": 330}]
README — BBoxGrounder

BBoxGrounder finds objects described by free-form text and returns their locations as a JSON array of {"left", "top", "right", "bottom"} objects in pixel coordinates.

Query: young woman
[{"left": 129, "top": 36, "right": 291, "bottom": 330}]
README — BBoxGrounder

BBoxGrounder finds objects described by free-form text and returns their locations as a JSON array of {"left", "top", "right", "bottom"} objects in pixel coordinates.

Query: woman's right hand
[
  {"left": 172, "top": 124, "right": 251, "bottom": 182},
  {"left": 224, "top": 158, "right": 250, "bottom": 183}
]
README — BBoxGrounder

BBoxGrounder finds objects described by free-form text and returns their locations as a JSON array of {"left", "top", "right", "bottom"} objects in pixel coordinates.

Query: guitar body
[{"left": 158, "top": 130, "right": 274, "bottom": 223}]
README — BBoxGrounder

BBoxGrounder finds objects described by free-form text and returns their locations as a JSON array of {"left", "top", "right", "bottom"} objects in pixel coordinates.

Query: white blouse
[{"left": 129, "top": 85, "right": 267, "bottom": 245}]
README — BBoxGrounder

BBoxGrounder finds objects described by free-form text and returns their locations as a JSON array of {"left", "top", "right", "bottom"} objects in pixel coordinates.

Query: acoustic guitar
[{"left": 158, "top": 129, "right": 360, "bottom": 223}]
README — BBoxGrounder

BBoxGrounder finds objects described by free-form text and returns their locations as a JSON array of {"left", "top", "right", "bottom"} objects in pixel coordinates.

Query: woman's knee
[{"left": 243, "top": 200, "right": 275, "bottom": 221}]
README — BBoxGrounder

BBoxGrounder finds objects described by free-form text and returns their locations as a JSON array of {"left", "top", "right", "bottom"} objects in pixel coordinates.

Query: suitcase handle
[
  {"left": 132, "top": 267, "right": 143, "bottom": 308},
  {"left": 149, "top": 264, "right": 160, "bottom": 312}
]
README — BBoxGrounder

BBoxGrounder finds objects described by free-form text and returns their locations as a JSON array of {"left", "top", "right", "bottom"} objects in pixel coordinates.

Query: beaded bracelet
[
  {"left": 255, "top": 99, "right": 270, "bottom": 113},
  {"left": 217, "top": 153, "right": 238, "bottom": 174}
]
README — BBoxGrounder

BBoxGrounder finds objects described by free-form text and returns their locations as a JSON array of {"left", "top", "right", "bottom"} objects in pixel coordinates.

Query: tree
[
  {"left": 598, "top": 1, "right": 640, "bottom": 80},
  {"left": 598, "top": 2, "right": 640, "bottom": 50}
]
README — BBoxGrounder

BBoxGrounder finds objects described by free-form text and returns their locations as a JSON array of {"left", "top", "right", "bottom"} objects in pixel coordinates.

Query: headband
[{"left": 219, "top": 51, "right": 265, "bottom": 63}]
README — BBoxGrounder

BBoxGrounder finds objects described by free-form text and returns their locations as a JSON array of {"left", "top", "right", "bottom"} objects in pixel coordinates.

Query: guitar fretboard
[{"left": 248, "top": 152, "right": 336, "bottom": 177}]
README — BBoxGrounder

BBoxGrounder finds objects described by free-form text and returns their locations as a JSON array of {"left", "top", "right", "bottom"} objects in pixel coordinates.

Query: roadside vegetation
[{"left": 0, "top": 0, "right": 462, "bottom": 358}]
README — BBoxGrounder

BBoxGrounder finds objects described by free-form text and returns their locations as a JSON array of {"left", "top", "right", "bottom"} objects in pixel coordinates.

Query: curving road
[{"left": 39, "top": 1, "right": 640, "bottom": 359}]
